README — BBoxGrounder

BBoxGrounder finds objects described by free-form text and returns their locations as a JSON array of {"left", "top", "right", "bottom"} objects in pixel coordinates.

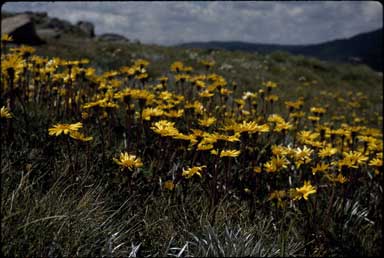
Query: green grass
[{"left": 1, "top": 36, "right": 383, "bottom": 257}]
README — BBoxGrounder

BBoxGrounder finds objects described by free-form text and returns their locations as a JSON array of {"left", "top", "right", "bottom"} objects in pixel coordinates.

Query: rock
[
  {"left": 151, "top": 54, "right": 165, "bottom": 62},
  {"left": 45, "top": 17, "right": 72, "bottom": 31},
  {"left": 348, "top": 56, "right": 362, "bottom": 64},
  {"left": 38, "top": 17, "right": 89, "bottom": 37},
  {"left": 219, "top": 63, "right": 234, "bottom": 71},
  {"left": 1, "top": 14, "right": 45, "bottom": 45},
  {"left": 97, "top": 33, "right": 129, "bottom": 42},
  {"left": 25, "top": 11, "right": 47, "bottom": 18},
  {"left": 36, "top": 28, "right": 61, "bottom": 39},
  {"left": 77, "top": 21, "right": 95, "bottom": 37}
]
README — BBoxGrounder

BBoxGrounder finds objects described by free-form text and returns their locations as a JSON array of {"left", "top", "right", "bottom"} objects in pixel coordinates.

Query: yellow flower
[
  {"left": 197, "top": 142, "right": 214, "bottom": 151},
  {"left": 274, "top": 121, "right": 293, "bottom": 132},
  {"left": 1, "top": 34, "right": 13, "bottom": 42},
  {"left": 267, "top": 114, "right": 285, "bottom": 124},
  {"left": 341, "top": 150, "right": 369, "bottom": 168},
  {"left": 82, "top": 98, "right": 119, "bottom": 110},
  {"left": 182, "top": 66, "right": 193, "bottom": 73},
  {"left": 120, "top": 66, "right": 137, "bottom": 76},
  {"left": 265, "top": 94, "right": 279, "bottom": 103},
  {"left": 199, "top": 90, "right": 214, "bottom": 98},
  {"left": 12, "top": 45, "right": 35, "bottom": 56},
  {"left": 285, "top": 100, "right": 304, "bottom": 110},
  {"left": 198, "top": 117, "right": 216, "bottom": 127},
  {"left": 242, "top": 91, "right": 257, "bottom": 100},
  {"left": 244, "top": 188, "right": 251, "bottom": 193},
  {"left": 150, "top": 120, "right": 179, "bottom": 137},
  {"left": 164, "top": 109, "right": 184, "bottom": 118},
  {"left": 228, "top": 121, "right": 269, "bottom": 134},
  {"left": 135, "top": 72, "right": 148, "bottom": 81},
  {"left": 210, "top": 149, "right": 218, "bottom": 155},
  {"left": 253, "top": 166, "right": 262, "bottom": 173},
  {"left": 216, "top": 133, "right": 241, "bottom": 142},
  {"left": 290, "top": 111, "right": 306, "bottom": 119},
  {"left": 220, "top": 149, "right": 241, "bottom": 158},
  {"left": 141, "top": 107, "right": 164, "bottom": 121},
  {"left": 263, "top": 81, "right": 277, "bottom": 89},
  {"left": 235, "top": 98, "right": 245, "bottom": 107},
  {"left": 194, "top": 80, "right": 206, "bottom": 89},
  {"left": 69, "top": 131, "right": 93, "bottom": 142},
  {"left": 367, "top": 138, "right": 382, "bottom": 152},
  {"left": 308, "top": 116, "right": 320, "bottom": 122},
  {"left": 2, "top": 54, "right": 25, "bottom": 74},
  {"left": 81, "top": 112, "right": 89, "bottom": 120},
  {"left": 264, "top": 155, "right": 289, "bottom": 173},
  {"left": 310, "top": 107, "right": 326, "bottom": 115},
  {"left": 173, "top": 133, "right": 198, "bottom": 144},
  {"left": 133, "top": 59, "right": 150, "bottom": 68},
  {"left": 129, "top": 89, "right": 155, "bottom": 103},
  {"left": 48, "top": 122, "right": 82, "bottom": 136},
  {"left": 271, "top": 145, "right": 290, "bottom": 156},
  {"left": 163, "top": 180, "right": 175, "bottom": 190},
  {"left": 170, "top": 61, "right": 184, "bottom": 72},
  {"left": 200, "top": 59, "right": 215, "bottom": 68},
  {"left": 293, "top": 181, "right": 316, "bottom": 201},
  {"left": 335, "top": 173, "right": 348, "bottom": 184},
  {"left": 196, "top": 134, "right": 218, "bottom": 151},
  {"left": 268, "top": 190, "right": 286, "bottom": 208},
  {"left": 113, "top": 152, "right": 143, "bottom": 171},
  {"left": 175, "top": 73, "right": 190, "bottom": 82},
  {"left": 311, "top": 162, "right": 329, "bottom": 175},
  {"left": 220, "top": 88, "right": 232, "bottom": 95},
  {"left": 268, "top": 190, "right": 286, "bottom": 201},
  {"left": 0, "top": 106, "right": 13, "bottom": 119},
  {"left": 293, "top": 146, "right": 313, "bottom": 168},
  {"left": 297, "top": 131, "right": 320, "bottom": 144},
  {"left": 369, "top": 158, "right": 382, "bottom": 167},
  {"left": 182, "top": 165, "right": 206, "bottom": 179},
  {"left": 158, "top": 76, "right": 169, "bottom": 83},
  {"left": 318, "top": 146, "right": 338, "bottom": 158},
  {"left": 326, "top": 173, "right": 348, "bottom": 184}
]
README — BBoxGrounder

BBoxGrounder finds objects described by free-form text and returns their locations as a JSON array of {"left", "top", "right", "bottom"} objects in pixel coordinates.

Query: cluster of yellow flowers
[{"left": 1, "top": 36, "right": 382, "bottom": 206}]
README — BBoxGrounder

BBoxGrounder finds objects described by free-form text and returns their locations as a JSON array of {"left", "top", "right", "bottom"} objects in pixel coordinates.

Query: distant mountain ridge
[{"left": 178, "top": 29, "right": 383, "bottom": 71}]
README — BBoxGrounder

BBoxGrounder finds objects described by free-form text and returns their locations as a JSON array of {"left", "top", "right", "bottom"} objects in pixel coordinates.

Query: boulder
[
  {"left": 77, "top": 21, "right": 95, "bottom": 37},
  {"left": 36, "top": 28, "right": 61, "bottom": 39},
  {"left": 1, "top": 14, "right": 45, "bottom": 45},
  {"left": 25, "top": 11, "right": 48, "bottom": 19},
  {"left": 97, "top": 33, "right": 129, "bottom": 42},
  {"left": 34, "top": 16, "right": 87, "bottom": 37},
  {"left": 45, "top": 17, "right": 73, "bottom": 31}
]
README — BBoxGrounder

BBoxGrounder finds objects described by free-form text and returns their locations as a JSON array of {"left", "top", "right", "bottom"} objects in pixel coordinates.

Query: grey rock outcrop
[
  {"left": 1, "top": 14, "right": 45, "bottom": 45},
  {"left": 97, "top": 33, "right": 129, "bottom": 42},
  {"left": 77, "top": 21, "right": 95, "bottom": 37},
  {"left": 43, "top": 17, "right": 74, "bottom": 32},
  {"left": 36, "top": 28, "right": 61, "bottom": 39},
  {"left": 14, "top": 11, "right": 92, "bottom": 38}
]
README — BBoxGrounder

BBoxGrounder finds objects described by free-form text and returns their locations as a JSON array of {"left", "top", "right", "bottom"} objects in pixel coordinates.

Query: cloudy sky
[{"left": 2, "top": 1, "right": 382, "bottom": 46}]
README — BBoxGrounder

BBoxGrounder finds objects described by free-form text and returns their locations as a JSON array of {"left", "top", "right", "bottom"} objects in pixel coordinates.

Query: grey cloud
[{"left": 2, "top": 1, "right": 382, "bottom": 45}]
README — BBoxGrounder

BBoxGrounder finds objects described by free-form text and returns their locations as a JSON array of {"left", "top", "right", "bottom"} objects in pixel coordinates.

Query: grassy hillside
[
  {"left": 179, "top": 28, "right": 383, "bottom": 71},
  {"left": 30, "top": 34, "right": 382, "bottom": 96},
  {"left": 27, "top": 33, "right": 383, "bottom": 125},
  {"left": 1, "top": 28, "right": 383, "bottom": 257}
]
